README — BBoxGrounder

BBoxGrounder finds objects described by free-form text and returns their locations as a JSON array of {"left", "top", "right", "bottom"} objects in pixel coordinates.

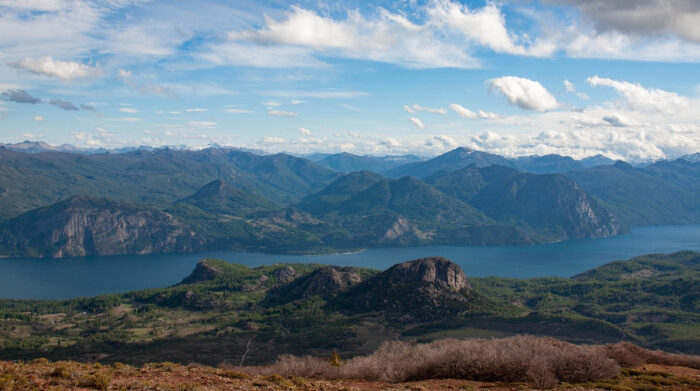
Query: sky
[{"left": 0, "top": 0, "right": 700, "bottom": 161}]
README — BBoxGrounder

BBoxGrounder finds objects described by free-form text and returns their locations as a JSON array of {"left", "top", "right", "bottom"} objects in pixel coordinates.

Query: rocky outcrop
[
  {"left": 180, "top": 260, "right": 223, "bottom": 284},
  {"left": 0, "top": 196, "right": 205, "bottom": 258},
  {"left": 338, "top": 257, "right": 479, "bottom": 321},
  {"left": 272, "top": 266, "right": 297, "bottom": 283},
  {"left": 267, "top": 266, "right": 364, "bottom": 304},
  {"left": 381, "top": 217, "right": 432, "bottom": 243},
  {"left": 380, "top": 257, "right": 470, "bottom": 292}
]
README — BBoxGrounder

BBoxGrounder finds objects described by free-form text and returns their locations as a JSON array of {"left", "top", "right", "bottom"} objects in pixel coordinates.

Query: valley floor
[{"left": 2, "top": 359, "right": 699, "bottom": 391}]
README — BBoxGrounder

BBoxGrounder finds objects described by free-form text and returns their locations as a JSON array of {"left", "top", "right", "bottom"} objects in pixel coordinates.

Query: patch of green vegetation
[{"left": 0, "top": 251, "right": 697, "bottom": 365}]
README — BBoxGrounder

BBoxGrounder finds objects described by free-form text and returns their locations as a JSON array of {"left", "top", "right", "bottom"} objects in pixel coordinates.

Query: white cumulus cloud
[
  {"left": 489, "top": 76, "right": 560, "bottom": 112},
  {"left": 9, "top": 56, "right": 99, "bottom": 81},
  {"left": 216, "top": 3, "right": 481, "bottom": 69},
  {"left": 449, "top": 103, "right": 498, "bottom": 119},
  {"left": 586, "top": 75, "right": 689, "bottom": 113},
  {"left": 427, "top": 0, "right": 555, "bottom": 57}
]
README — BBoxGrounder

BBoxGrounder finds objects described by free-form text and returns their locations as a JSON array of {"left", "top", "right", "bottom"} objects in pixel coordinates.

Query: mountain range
[{"left": 0, "top": 145, "right": 697, "bottom": 257}]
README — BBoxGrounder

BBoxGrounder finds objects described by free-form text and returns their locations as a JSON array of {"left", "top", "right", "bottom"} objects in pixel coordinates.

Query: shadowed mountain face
[
  {"left": 332, "top": 176, "right": 491, "bottom": 225},
  {"left": 514, "top": 154, "right": 584, "bottom": 174},
  {"left": 297, "top": 173, "right": 490, "bottom": 225},
  {"left": 426, "top": 166, "right": 627, "bottom": 240},
  {"left": 0, "top": 196, "right": 205, "bottom": 258},
  {"left": 296, "top": 173, "right": 507, "bottom": 246},
  {"left": 425, "top": 165, "right": 521, "bottom": 201},
  {"left": 177, "top": 179, "right": 276, "bottom": 216},
  {"left": 471, "top": 173, "right": 626, "bottom": 239},
  {"left": 295, "top": 171, "right": 384, "bottom": 215},
  {"left": 566, "top": 161, "right": 700, "bottom": 226}
]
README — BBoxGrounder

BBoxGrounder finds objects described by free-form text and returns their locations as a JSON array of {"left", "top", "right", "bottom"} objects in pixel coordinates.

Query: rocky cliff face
[
  {"left": 0, "top": 196, "right": 205, "bottom": 257},
  {"left": 381, "top": 217, "right": 432, "bottom": 243},
  {"left": 471, "top": 173, "right": 627, "bottom": 240},
  {"left": 380, "top": 257, "right": 470, "bottom": 291}
]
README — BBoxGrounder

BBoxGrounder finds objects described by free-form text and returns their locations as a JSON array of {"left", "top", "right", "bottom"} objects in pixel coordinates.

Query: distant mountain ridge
[
  {"left": 385, "top": 147, "right": 623, "bottom": 178},
  {"left": 0, "top": 146, "right": 339, "bottom": 221},
  {"left": 680, "top": 152, "right": 700, "bottom": 163},
  {"left": 312, "top": 152, "right": 424, "bottom": 173},
  {"left": 0, "top": 145, "right": 696, "bottom": 257},
  {"left": 386, "top": 147, "right": 513, "bottom": 178}
]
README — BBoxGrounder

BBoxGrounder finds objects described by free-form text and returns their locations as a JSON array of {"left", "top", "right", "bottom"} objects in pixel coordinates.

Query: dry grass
[
  {"left": 606, "top": 342, "right": 700, "bottom": 369},
  {"left": 257, "top": 336, "right": 700, "bottom": 387},
  {"left": 258, "top": 335, "right": 621, "bottom": 387},
  {"left": 0, "top": 353, "right": 698, "bottom": 391}
]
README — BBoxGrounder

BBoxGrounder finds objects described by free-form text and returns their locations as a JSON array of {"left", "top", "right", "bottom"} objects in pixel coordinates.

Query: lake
[{"left": 1, "top": 224, "right": 698, "bottom": 300}]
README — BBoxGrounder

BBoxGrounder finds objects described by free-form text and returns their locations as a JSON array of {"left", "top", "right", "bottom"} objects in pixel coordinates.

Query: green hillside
[
  {"left": 0, "top": 251, "right": 697, "bottom": 365},
  {"left": 567, "top": 161, "right": 700, "bottom": 226}
]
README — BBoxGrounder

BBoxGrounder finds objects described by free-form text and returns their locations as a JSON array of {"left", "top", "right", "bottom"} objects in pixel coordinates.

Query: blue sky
[{"left": 1, "top": 0, "right": 699, "bottom": 161}]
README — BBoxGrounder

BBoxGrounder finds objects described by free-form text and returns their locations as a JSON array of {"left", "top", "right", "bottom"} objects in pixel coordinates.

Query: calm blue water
[{"left": 0, "top": 225, "right": 698, "bottom": 300}]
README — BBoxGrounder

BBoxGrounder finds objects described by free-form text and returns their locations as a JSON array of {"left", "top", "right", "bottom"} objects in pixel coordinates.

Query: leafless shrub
[
  {"left": 257, "top": 336, "right": 620, "bottom": 386},
  {"left": 605, "top": 342, "right": 700, "bottom": 369}
]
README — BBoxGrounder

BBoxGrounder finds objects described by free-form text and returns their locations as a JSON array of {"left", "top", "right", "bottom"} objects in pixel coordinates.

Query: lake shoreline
[{"left": 0, "top": 225, "right": 697, "bottom": 300}]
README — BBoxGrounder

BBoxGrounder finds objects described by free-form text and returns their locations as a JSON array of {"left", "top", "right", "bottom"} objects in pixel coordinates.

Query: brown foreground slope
[
  {"left": 2, "top": 337, "right": 699, "bottom": 391},
  {"left": 0, "top": 359, "right": 698, "bottom": 391}
]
